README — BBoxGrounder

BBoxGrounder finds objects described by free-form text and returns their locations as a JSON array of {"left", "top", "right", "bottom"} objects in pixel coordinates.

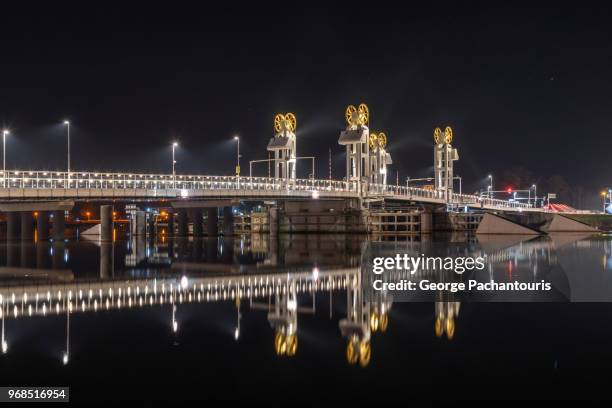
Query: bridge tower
[
  {"left": 368, "top": 131, "right": 392, "bottom": 185},
  {"left": 433, "top": 126, "right": 459, "bottom": 202},
  {"left": 267, "top": 113, "right": 297, "bottom": 180},
  {"left": 338, "top": 103, "right": 371, "bottom": 193}
]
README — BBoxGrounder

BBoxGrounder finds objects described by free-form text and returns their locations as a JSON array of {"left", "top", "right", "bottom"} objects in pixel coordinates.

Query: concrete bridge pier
[
  {"left": 100, "top": 242, "right": 112, "bottom": 278},
  {"left": 21, "top": 241, "right": 35, "bottom": 268},
  {"left": 206, "top": 208, "right": 218, "bottom": 236},
  {"left": 52, "top": 241, "right": 65, "bottom": 269},
  {"left": 6, "top": 212, "right": 20, "bottom": 240},
  {"left": 52, "top": 210, "right": 65, "bottom": 241},
  {"left": 167, "top": 212, "right": 175, "bottom": 236},
  {"left": 192, "top": 209, "right": 203, "bottom": 237},
  {"left": 131, "top": 210, "right": 146, "bottom": 236},
  {"left": 221, "top": 237, "right": 234, "bottom": 263},
  {"left": 269, "top": 207, "right": 279, "bottom": 236},
  {"left": 222, "top": 206, "right": 234, "bottom": 236},
  {"left": 36, "top": 241, "right": 50, "bottom": 269},
  {"left": 100, "top": 205, "right": 114, "bottom": 242},
  {"left": 420, "top": 211, "right": 433, "bottom": 234},
  {"left": 37, "top": 211, "right": 50, "bottom": 241},
  {"left": 177, "top": 210, "right": 188, "bottom": 237},
  {"left": 205, "top": 237, "right": 218, "bottom": 262},
  {"left": 147, "top": 213, "right": 156, "bottom": 237},
  {"left": 6, "top": 242, "right": 19, "bottom": 266},
  {"left": 21, "top": 212, "right": 34, "bottom": 240}
]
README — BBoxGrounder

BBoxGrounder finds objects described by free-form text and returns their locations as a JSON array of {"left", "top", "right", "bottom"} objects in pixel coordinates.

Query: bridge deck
[{"left": 0, "top": 170, "right": 533, "bottom": 211}]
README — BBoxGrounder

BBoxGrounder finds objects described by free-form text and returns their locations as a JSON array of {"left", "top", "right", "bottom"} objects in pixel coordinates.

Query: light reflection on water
[{"left": 0, "top": 232, "right": 611, "bottom": 400}]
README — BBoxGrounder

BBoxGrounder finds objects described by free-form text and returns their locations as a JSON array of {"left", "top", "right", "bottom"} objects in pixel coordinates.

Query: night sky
[{"left": 0, "top": 4, "right": 610, "bottom": 208}]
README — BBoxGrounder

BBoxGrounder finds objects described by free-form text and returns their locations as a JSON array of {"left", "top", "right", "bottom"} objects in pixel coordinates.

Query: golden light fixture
[
  {"left": 368, "top": 133, "right": 379, "bottom": 150},
  {"left": 345, "top": 103, "right": 369, "bottom": 126},
  {"left": 433, "top": 127, "right": 442, "bottom": 144},
  {"left": 377, "top": 132, "right": 387, "bottom": 149},
  {"left": 444, "top": 126, "right": 453, "bottom": 144},
  {"left": 369, "top": 131, "right": 387, "bottom": 151},
  {"left": 274, "top": 112, "right": 297, "bottom": 134}
]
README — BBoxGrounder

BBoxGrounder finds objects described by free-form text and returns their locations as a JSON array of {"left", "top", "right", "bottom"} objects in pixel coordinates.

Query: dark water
[{"left": 0, "top": 232, "right": 611, "bottom": 402}]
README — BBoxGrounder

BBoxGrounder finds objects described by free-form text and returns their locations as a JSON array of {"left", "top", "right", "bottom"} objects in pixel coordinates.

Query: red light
[{"left": 507, "top": 188, "right": 513, "bottom": 194}]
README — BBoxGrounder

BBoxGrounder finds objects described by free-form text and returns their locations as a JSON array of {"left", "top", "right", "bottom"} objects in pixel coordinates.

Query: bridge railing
[
  {"left": 367, "top": 182, "right": 530, "bottom": 209},
  {"left": 452, "top": 193, "right": 531, "bottom": 209},
  {"left": 367, "top": 183, "right": 446, "bottom": 201},
  {"left": 0, "top": 170, "right": 358, "bottom": 194}
]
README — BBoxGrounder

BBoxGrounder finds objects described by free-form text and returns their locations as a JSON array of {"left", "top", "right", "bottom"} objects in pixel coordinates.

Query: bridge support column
[
  {"left": 420, "top": 211, "right": 432, "bottom": 234},
  {"left": 206, "top": 208, "right": 218, "bottom": 236},
  {"left": 100, "top": 242, "right": 112, "bottom": 279},
  {"left": 37, "top": 211, "right": 50, "bottom": 241},
  {"left": 222, "top": 206, "right": 234, "bottom": 236},
  {"left": 36, "top": 241, "right": 50, "bottom": 269},
  {"left": 192, "top": 209, "right": 203, "bottom": 237},
  {"left": 6, "top": 212, "right": 20, "bottom": 240},
  {"left": 269, "top": 207, "right": 279, "bottom": 236},
  {"left": 52, "top": 241, "right": 65, "bottom": 269},
  {"left": 100, "top": 205, "right": 114, "bottom": 242},
  {"left": 21, "top": 212, "right": 34, "bottom": 240},
  {"left": 52, "top": 210, "right": 65, "bottom": 241},
  {"left": 6, "top": 242, "right": 18, "bottom": 266},
  {"left": 131, "top": 210, "right": 146, "bottom": 236},
  {"left": 167, "top": 212, "right": 175, "bottom": 236},
  {"left": 21, "top": 240, "right": 35, "bottom": 267},
  {"left": 177, "top": 210, "right": 188, "bottom": 237},
  {"left": 147, "top": 213, "right": 156, "bottom": 237}
]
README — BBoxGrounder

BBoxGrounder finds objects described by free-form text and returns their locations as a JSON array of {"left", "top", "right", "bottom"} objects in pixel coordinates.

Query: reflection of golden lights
[
  {"left": 435, "top": 317, "right": 443, "bottom": 337},
  {"left": 274, "top": 331, "right": 298, "bottom": 357},
  {"left": 346, "top": 338, "right": 371, "bottom": 367}
]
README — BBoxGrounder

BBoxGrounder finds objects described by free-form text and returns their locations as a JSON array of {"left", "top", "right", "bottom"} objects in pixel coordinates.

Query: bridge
[
  {"left": 2, "top": 103, "right": 584, "bottom": 241},
  {"left": 0, "top": 169, "right": 528, "bottom": 210}
]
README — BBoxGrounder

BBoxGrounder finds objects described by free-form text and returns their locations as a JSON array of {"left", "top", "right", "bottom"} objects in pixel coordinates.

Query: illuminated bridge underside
[
  {"left": 0, "top": 267, "right": 359, "bottom": 320},
  {"left": 0, "top": 171, "right": 533, "bottom": 212}
]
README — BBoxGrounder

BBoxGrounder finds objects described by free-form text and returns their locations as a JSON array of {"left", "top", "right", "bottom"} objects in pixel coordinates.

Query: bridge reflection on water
[{"left": 0, "top": 232, "right": 610, "bottom": 368}]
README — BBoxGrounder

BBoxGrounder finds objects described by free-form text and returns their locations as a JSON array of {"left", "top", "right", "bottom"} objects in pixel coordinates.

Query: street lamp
[
  {"left": 234, "top": 135, "right": 241, "bottom": 188},
  {"left": 233, "top": 135, "right": 240, "bottom": 174},
  {"left": 487, "top": 174, "right": 493, "bottom": 199},
  {"left": 532, "top": 184, "right": 537, "bottom": 207},
  {"left": 602, "top": 190, "right": 608, "bottom": 213},
  {"left": 63, "top": 120, "right": 71, "bottom": 175},
  {"left": 172, "top": 142, "right": 178, "bottom": 189},
  {"left": 2, "top": 129, "right": 9, "bottom": 187}
]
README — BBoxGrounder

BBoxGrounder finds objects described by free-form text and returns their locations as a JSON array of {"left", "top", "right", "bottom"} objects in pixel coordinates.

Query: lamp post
[
  {"left": 602, "top": 191, "right": 608, "bottom": 213},
  {"left": 234, "top": 135, "right": 240, "bottom": 188},
  {"left": 63, "top": 120, "right": 70, "bottom": 174},
  {"left": 532, "top": 184, "right": 537, "bottom": 207},
  {"left": 172, "top": 142, "right": 178, "bottom": 189},
  {"left": 2, "top": 129, "right": 9, "bottom": 187},
  {"left": 488, "top": 174, "right": 493, "bottom": 198}
]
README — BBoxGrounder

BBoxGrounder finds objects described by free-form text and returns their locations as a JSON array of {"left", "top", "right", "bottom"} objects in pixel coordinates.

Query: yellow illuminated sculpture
[
  {"left": 345, "top": 103, "right": 369, "bottom": 127},
  {"left": 369, "top": 132, "right": 388, "bottom": 151},
  {"left": 274, "top": 112, "right": 297, "bottom": 134},
  {"left": 368, "top": 133, "right": 378, "bottom": 150},
  {"left": 444, "top": 126, "right": 453, "bottom": 144},
  {"left": 433, "top": 126, "right": 453, "bottom": 144},
  {"left": 433, "top": 127, "right": 442, "bottom": 144}
]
